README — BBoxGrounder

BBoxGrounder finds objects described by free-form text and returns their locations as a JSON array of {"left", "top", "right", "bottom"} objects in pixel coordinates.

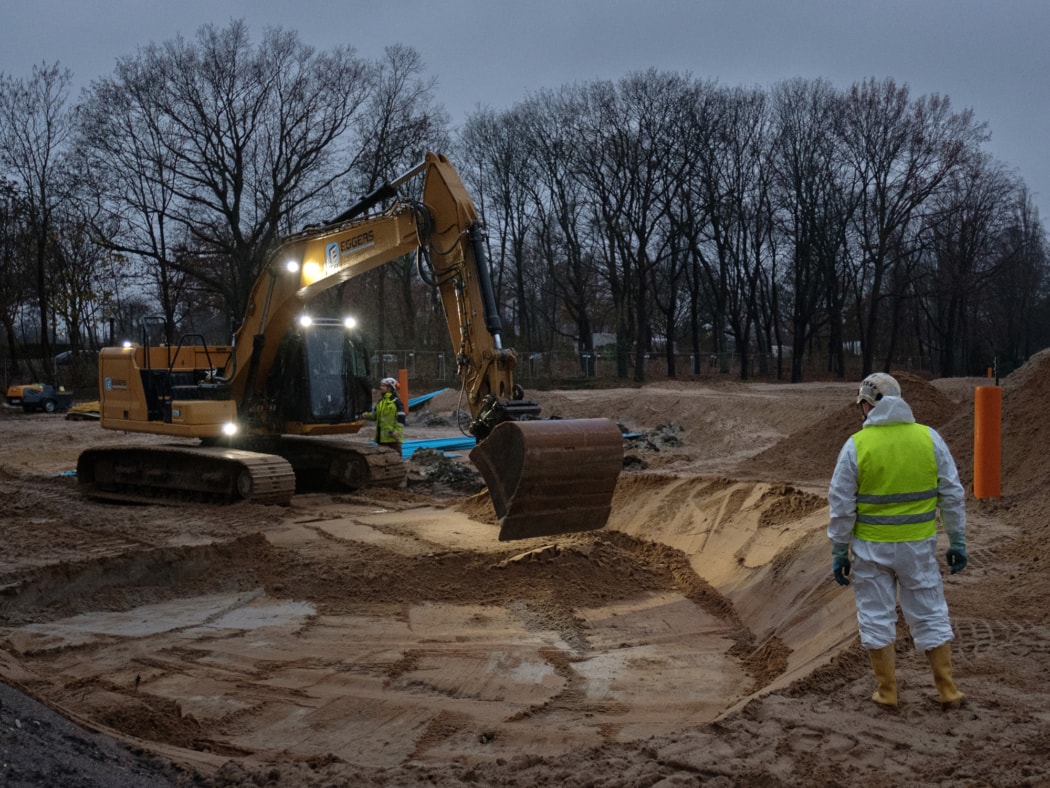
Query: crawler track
[
  {"left": 77, "top": 438, "right": 406, "bottom": 506},
  {"left": 77, "top": 445, "right": 297, "bottom": 505},
  {"left": 272, "top": 436, "right": 406, "bottom": 490}
]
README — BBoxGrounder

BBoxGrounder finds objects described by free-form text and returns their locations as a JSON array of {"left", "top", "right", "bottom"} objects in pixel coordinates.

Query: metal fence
[
  {"left": 371, "top": 349, "right": 939, "bottom": 391},
  {"left": 1, "top": 349, "right": 939, "bottom": 402}
]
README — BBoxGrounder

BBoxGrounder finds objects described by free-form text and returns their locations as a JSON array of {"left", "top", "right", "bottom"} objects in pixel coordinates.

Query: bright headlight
[
  {"left": 222, "top": 422, "right": 238, "bottom": 436},
  {"left": 301, "top": 260, "right": 322, "bottom": 285}
]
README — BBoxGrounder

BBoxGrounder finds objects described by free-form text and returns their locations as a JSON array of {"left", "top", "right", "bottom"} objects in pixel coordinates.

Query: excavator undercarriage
[{"left": 77, "top": 437, "right": 406, "bottom": 506}]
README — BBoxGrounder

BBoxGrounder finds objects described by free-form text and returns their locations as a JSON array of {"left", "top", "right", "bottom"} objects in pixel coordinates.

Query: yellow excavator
[{"left": 77, "top": 153, "right": 622, "bottom": 541}]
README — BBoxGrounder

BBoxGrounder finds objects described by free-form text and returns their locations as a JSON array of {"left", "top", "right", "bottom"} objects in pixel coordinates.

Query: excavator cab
[{"left": 266, "top": 317, "right": 372, "bottom": 427}]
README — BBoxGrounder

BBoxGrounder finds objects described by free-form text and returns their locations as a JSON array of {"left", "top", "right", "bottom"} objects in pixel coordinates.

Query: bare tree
[
  {"left": 458, "top": 106, "right": 538, "bottom": 347},
  {"left": 78, "top": 20, "right": 374, "bottom": 330},
  {"left": 352, "top": 44, "right": 450, "bottom": 193},
  {"left": 46, "top": 207, "right": 115, "bottom": 385},
  {"left": 640, "top": 77, "right": 704, "bottom": 380},
  {"left": 982, "top": 189, "right": 1049, "bottom": 371},
  {"left": 0, "top": 178, "right": 31, "bottom": 373},
  {"left": 571, "top": 71, "right": 693, "bottom": 382},
  {"left": 769, "top": 78, "right": 854, "bottom": 381},
  {"left": 918, "top": 152, "right": 1018, "bottom": 375},
  {"left": 0, "top": 62, "right": 75, "bottom": 379},
  {"left": 836, "top": 77, "right": 987, "bottom": 375},
  {"left": 76, "top": 56, "right": 189, "bottom": 344},
  {"left": 690, "top": 86, "right": 774, "bottom": 379},
  {"left": 671, "top": 81, "right": 723, "bottom": 375},
  {"left": 344, "top": 43, "right": 451, "bottom": 351},
  {"left": 519, "top": 88, "right": 606, "bottom": 370}
]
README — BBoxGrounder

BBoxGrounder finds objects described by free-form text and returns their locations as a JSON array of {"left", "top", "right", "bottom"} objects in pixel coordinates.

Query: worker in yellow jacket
[
  {"left": 364, "top": 377, "right": 406, "bottom": 456},
  {"left": 828, "top": 373, "right": 968, "bottom": 708}
]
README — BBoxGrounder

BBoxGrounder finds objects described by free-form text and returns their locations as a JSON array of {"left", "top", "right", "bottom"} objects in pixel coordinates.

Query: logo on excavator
[
  {"left": 340, "top": 230, "right": 375, "bottom": 255},
  {"left": 325, "top": 230, "right": 376, "bottom": 274},
  {"left": 325, "top": 242, "right": 340, "bottom": 273}
]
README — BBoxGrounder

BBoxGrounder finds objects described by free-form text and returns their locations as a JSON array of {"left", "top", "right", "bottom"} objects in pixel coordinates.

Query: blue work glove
[
  {"left": 832, "top": 542, "right": 851, "bottom": 586},
  {"left": 946, "top": 532, "right": 968, "bottom": 574}
]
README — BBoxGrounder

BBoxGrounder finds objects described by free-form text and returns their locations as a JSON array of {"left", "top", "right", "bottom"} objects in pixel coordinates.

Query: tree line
[{"left": 2, "top": 20, "right": 1046, "bottom": 387}]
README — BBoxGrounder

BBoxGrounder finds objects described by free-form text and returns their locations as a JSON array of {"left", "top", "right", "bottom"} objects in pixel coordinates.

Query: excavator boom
[{"left": 300, "top": 153, "right": 623, "bottom": 538}]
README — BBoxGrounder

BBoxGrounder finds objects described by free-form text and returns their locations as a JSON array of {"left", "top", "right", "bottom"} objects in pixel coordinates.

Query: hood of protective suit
[{"left": 863, "top": 395, "right": 916, "bottom": 427}]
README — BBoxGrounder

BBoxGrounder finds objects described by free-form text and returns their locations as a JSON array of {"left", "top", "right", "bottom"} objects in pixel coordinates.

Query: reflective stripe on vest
[{"left": 851, "top": 422, "right": 938, "bottom": 542}]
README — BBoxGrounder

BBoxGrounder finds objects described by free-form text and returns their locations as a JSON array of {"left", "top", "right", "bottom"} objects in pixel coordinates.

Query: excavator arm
[
  {"left": 252, "top": 152, "right": 622, "bottom": 539},
  {"left": 233, "top": 153, "right": 536, "bottom": 436}
]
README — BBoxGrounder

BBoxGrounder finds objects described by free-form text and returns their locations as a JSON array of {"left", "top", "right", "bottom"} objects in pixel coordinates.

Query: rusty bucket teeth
[{"left": 468, "top": 418, "right": 623, "bottom": 541}]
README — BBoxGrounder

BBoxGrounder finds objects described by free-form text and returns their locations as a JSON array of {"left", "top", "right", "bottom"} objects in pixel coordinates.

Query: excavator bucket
[{"left": 469, "top": 418, "right": 623, "bottom": 541}]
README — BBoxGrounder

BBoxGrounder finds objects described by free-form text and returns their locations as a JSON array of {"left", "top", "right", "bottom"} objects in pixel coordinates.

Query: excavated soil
[{"left": 2, "top": 360, "right": 1050, "bottom": 786}]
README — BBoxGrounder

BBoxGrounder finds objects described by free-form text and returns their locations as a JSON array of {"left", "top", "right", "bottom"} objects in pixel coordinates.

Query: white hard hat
[
  {"left": 380, "top": 377, "right": 399, "bottom": 390},
  {"left": 856, "top": 372, "right": 901, "bottom": 406}
]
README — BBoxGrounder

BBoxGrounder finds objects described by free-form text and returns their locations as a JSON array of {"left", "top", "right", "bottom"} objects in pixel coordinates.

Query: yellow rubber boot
[
  {"left": 926, "top": 643, "right": 965, "bottom": 704},
  {"left": 867, "top": 644, "right": 898, "bottom": 706}
]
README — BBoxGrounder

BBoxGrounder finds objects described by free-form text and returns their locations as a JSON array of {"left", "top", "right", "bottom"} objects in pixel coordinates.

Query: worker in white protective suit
[{"left": 828, "top": 372, "right": 968, "bottom": 707}]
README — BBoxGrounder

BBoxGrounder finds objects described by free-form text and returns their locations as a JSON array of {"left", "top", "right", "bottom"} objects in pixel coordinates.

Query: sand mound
[
  {"left": 737, "top": 371, "right": 961, "bottom": 484},
  {"left": 940, "top": 348, "right": 1050, "bottom": 498},
  {"left": 937, "top": 349, "right": 1050, "bottom": 602}
]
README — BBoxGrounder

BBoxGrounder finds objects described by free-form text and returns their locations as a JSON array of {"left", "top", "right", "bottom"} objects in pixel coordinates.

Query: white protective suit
[{"left": 827, "top": 395, "right": 966, "bottom": 651}]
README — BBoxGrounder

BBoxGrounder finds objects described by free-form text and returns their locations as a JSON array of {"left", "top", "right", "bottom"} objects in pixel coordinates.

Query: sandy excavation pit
[
  {"left": 0, "top": 475, "right": 806, "bottom": 770},
  {"left": 3, "top": 365, "right": 1050, "bottom": 785}
]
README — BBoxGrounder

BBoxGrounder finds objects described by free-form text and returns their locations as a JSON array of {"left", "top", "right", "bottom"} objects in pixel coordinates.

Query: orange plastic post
[
  {"left": 973, "top": 386, "right": 1002, "bottom": 499},
  {"left": 398, "top": 368, "right": 409, "bottom": 412}
]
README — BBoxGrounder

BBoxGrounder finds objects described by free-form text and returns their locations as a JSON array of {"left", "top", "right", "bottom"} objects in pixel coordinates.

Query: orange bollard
[
  {"left": 973, "top": 386, "right": 1002, "bottom": 499},
  {"left": 398, "top": 368, "right": 409, "bottom": 413}
]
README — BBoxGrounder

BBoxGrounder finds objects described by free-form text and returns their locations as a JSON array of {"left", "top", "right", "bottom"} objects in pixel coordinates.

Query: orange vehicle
[{"left": 77, "top": 153, "right": 622, "bottom": 541}]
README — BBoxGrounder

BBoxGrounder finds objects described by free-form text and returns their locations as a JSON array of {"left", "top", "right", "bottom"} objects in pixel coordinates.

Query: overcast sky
[{"left": 4, "top": 0, "right": 1049, "bottom": 220}]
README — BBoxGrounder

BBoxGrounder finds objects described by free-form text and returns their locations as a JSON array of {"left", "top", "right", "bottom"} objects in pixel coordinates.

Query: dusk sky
[{"left": 4, "top": 0, "right": 1049, "bottom": 220}]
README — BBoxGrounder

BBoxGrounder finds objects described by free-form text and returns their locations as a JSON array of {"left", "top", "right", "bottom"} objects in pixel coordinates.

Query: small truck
[{"left": 5, "top": 383, "right": 75, "bottom": 413}]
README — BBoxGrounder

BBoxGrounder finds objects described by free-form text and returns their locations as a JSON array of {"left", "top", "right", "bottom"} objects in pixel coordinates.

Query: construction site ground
[{"left": 2, "top": 356, "right": 1050, "bottom": 787}]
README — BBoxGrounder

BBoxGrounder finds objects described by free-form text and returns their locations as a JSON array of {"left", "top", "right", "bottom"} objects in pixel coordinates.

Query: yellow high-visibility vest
[
  {"left": 373, "top": 393, "right": 404, "bottom": 445},
  {"left": 852, "top": 422, "right": 938, "bottom": 542}
]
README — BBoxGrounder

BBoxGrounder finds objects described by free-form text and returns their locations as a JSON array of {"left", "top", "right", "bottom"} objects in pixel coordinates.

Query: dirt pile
[
  {"left": 937, "top": 349, "right": 1050, "bottom": 628},
  {"left": 408, "top": 447, "right": 484, "bottom": 493},
  {"left": 939, "top": 348, "right": 1050, "bottom": 499},
  {"left": 737, "top": 371, "right": 961, "bottom": 484}
]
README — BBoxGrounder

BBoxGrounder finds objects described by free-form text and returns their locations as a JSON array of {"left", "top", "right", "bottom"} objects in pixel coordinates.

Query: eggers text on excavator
[{"left": 77, "top": 153, "right": 622, "bottom": 541}]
